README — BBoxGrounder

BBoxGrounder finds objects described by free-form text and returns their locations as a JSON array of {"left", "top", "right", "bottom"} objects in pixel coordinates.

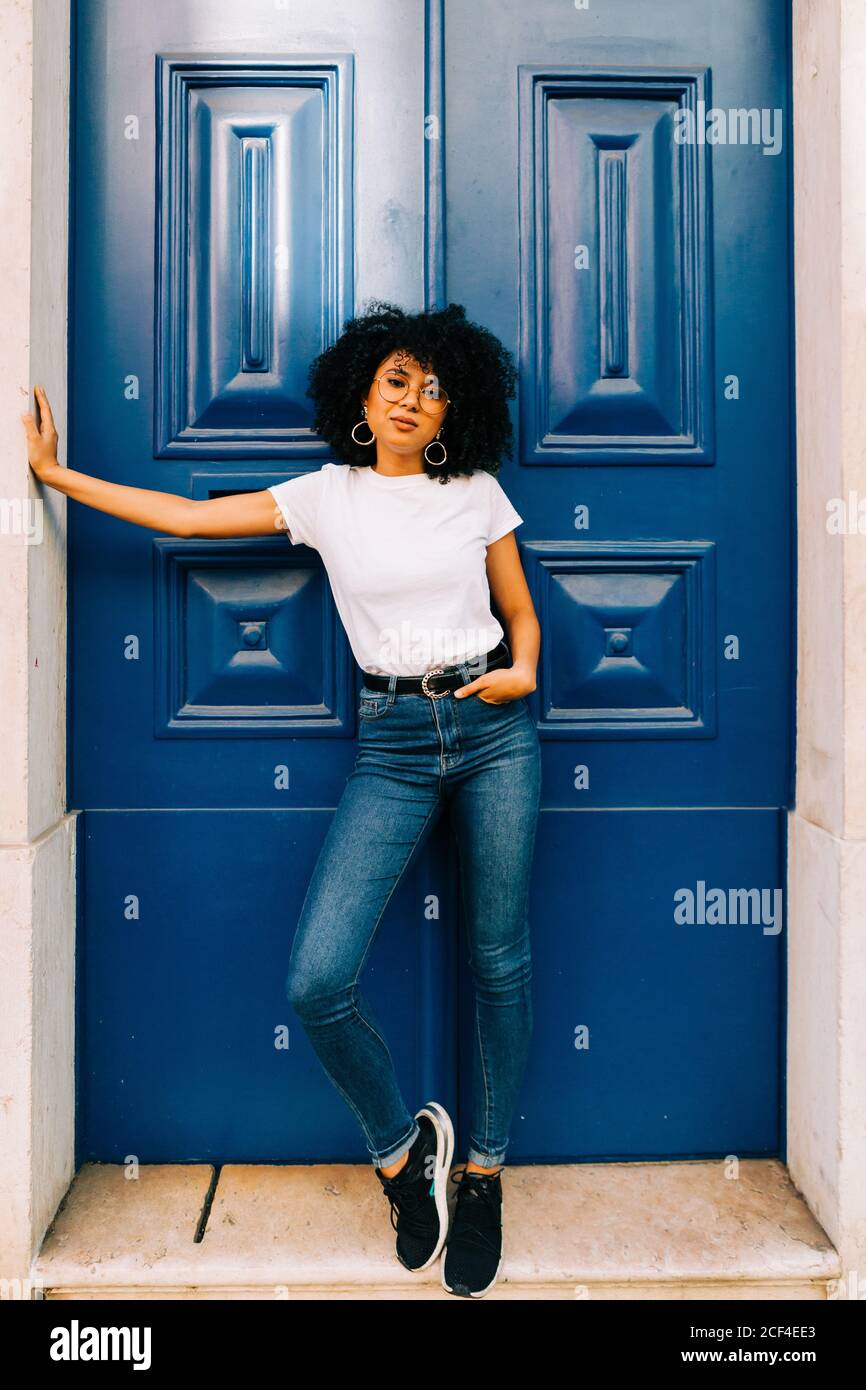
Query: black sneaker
[
  {"left": 375, "top": 1101, "right": 454, "bottom": 1272},
  {"left": 441, "top": 1165, "right": 504, "bottom": 1297}
]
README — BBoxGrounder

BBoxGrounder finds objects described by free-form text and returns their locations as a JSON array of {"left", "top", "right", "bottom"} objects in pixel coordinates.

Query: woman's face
[{"left": 361, "top": 350, "right": 449, "bottom": 455}]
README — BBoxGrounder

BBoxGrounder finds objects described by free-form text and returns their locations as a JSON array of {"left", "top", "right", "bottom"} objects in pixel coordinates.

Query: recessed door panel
[{"left": 519, "top": 68, "right": 714, "bottom": 465}]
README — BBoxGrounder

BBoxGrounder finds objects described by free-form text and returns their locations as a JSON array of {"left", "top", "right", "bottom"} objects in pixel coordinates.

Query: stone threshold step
[{"left": 33, "top": 1157, "right": 840, "bottom": 1301}]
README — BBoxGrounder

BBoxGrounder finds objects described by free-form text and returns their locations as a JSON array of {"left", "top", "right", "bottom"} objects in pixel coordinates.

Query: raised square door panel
[
  {"left": 153, "top": 537, "right": 354, "bottom": 736},
  {"left": 523, "top": 540, "right": 717, "bottom": 738}
]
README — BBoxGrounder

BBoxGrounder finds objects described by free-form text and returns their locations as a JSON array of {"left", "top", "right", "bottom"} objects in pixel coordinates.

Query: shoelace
[
  {"left": 447, "top": 1165, "right": 502, "bottom": 1257},
  {"left": 380, "top": 1169, "right": 437, "bottom": 1237}
]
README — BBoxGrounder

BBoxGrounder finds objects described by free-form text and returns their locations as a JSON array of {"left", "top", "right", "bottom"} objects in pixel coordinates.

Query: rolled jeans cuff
[
  {"left": 467, "top": 1146, "right": 506, "bottom": 1169},
  {"left": 373, "top": 1120, "right": 419, "bottom": 1170}
]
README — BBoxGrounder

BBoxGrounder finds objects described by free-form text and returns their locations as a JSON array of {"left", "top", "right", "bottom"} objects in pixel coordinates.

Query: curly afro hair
[{"left": 306, "top": 300, "right": 517, "bottom": 483}]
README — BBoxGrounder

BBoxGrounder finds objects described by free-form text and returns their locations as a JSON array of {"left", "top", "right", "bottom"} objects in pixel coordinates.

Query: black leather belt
[{"left": 361, "top": 640, "right": 511, "bottom": 698}]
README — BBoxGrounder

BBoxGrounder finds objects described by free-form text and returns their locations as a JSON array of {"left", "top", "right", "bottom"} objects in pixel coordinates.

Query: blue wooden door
[
  {"left": 70, "top": 0, "right": 458, "bottom": 1164},
  {"left": 446, "top": 0, "right": 792, "bottom": 1160},
  {"left": 72, "top": 0, "right": 792, "bottom": 1164}
]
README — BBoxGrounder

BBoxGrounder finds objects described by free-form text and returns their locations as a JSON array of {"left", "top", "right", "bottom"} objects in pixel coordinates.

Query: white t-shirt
[{"left": 267, "top": 463, "right": 523, "bottom": 676}]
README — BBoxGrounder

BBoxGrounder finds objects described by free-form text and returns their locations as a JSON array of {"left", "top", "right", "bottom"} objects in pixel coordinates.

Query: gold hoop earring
[
  {"left": 424, "top": 427, "right": 447, "bottom": 467},
  {"left": 351, "top": 404, "right": 375, "bottom": 446}
]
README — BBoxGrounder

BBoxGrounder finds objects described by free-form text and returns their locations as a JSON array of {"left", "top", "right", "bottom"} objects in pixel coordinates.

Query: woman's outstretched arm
[{"left": 21, "top": 384, "right": 283, "bottom": 539}]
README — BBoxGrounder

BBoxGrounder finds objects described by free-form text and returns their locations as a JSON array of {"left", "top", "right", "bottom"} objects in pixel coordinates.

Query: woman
[{"left": 21, "top": 300, "right": 542, "bottom": 1299}]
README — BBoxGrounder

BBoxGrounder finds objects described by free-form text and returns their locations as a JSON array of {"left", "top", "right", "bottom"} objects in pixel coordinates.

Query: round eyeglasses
[{"left": 374, "top": 370, "right": 450, "bottom": 415}]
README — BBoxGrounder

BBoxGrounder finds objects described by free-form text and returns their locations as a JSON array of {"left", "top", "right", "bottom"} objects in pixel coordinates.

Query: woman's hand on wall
[
  {"left": 21, "top": 384, "right": 60, "bottom": 482},
  {"left": 19, "top": 383, "right": 280, "bottom": 538}
]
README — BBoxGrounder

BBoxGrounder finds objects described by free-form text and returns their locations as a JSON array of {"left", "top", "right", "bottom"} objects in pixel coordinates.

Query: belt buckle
[{"left": 421, "top": 665, "right": 449, "bottom": 699}]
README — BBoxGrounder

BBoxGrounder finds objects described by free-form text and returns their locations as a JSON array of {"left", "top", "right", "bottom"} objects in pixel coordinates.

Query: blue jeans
[{"left": 285, "top": 658, "right": 542, "bottom": 1170}]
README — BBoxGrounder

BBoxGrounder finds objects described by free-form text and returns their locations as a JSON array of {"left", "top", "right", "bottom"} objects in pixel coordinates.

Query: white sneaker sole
[{"left": 411, "top": 1100, "right": 455, "bottom": 1270}]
